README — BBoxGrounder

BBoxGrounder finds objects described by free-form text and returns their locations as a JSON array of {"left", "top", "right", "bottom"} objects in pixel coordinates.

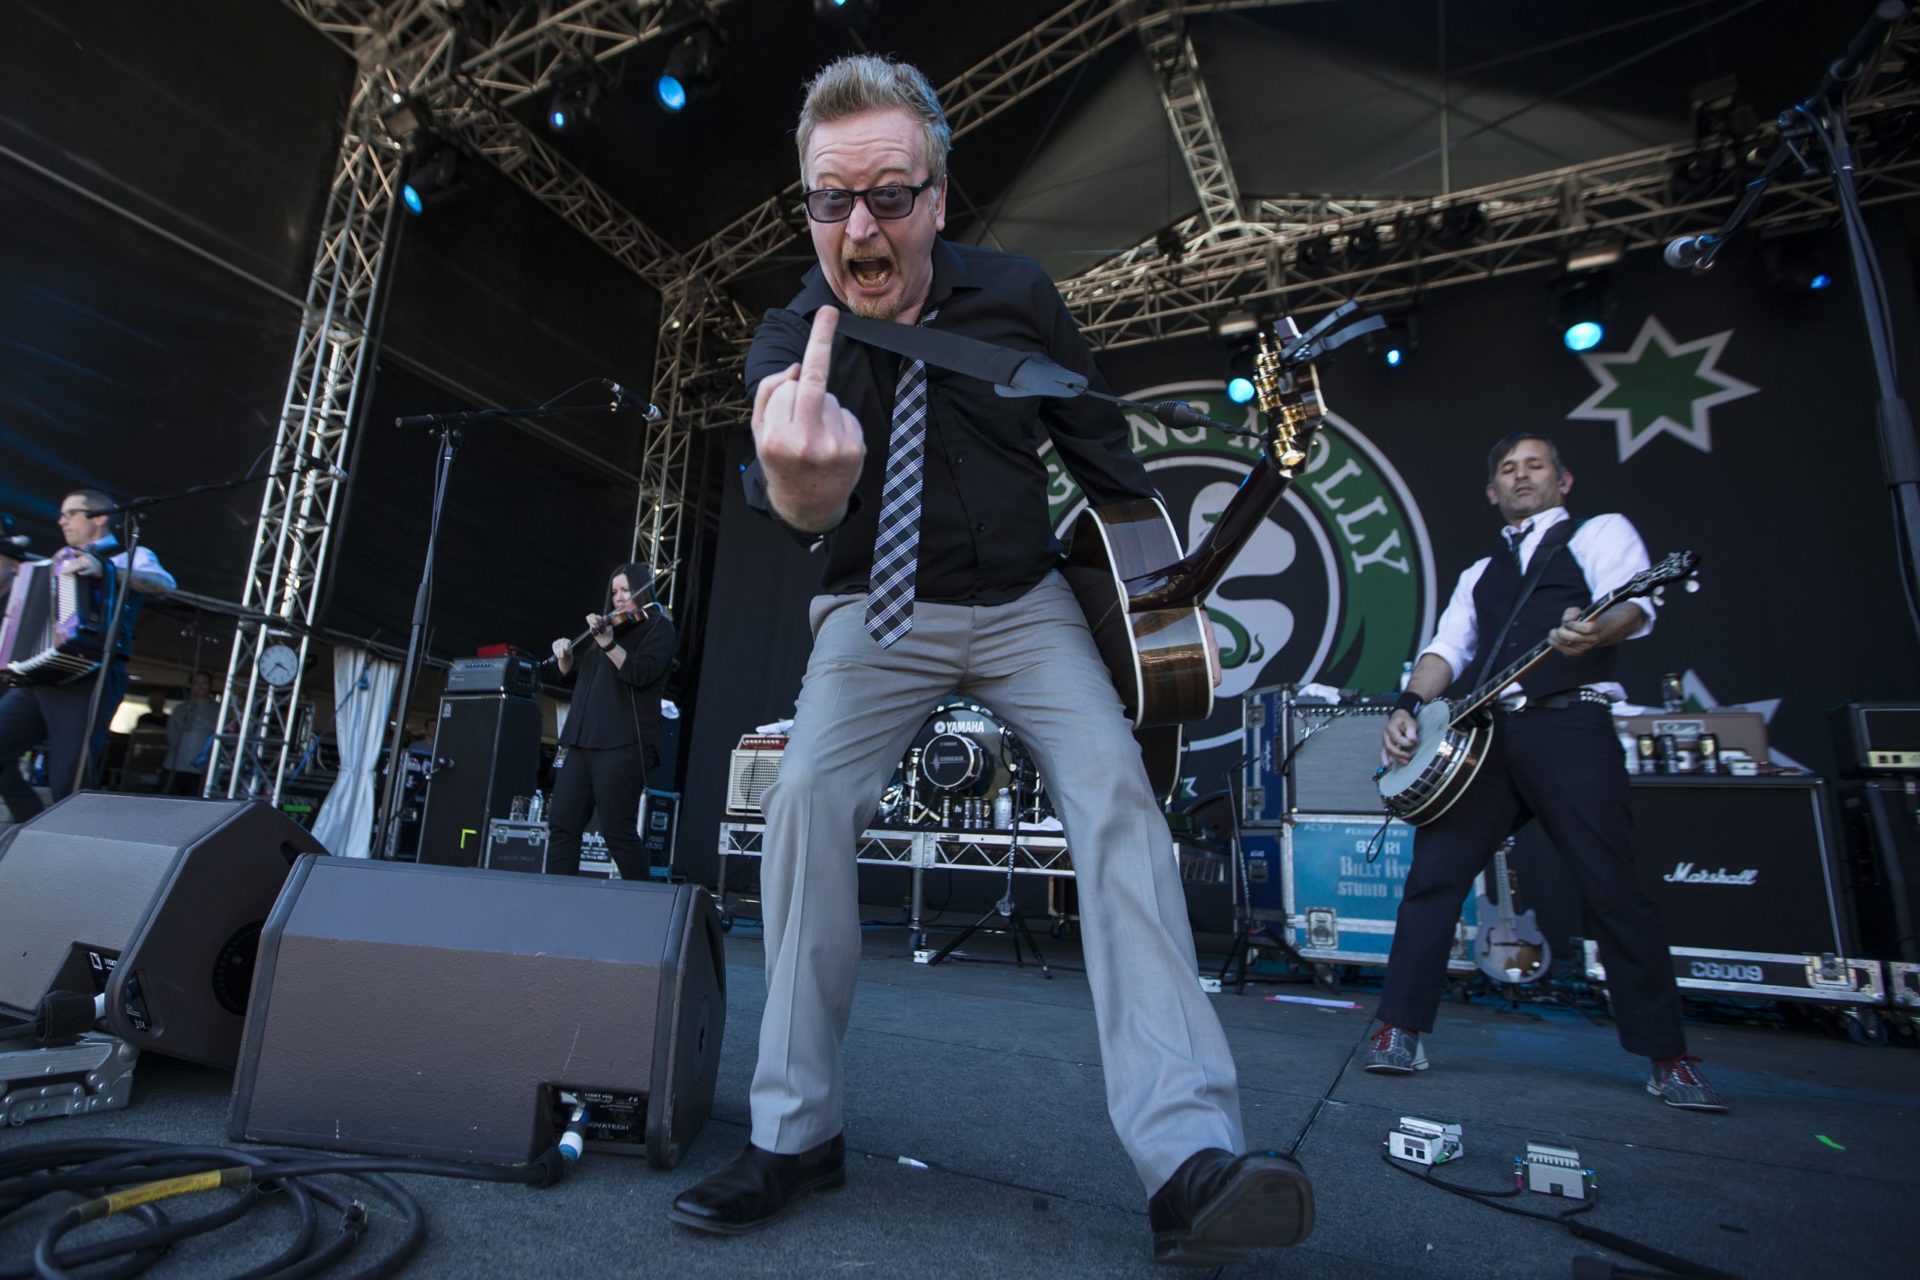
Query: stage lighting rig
[
  {"left": 814, "top": 0, "right": 879, "bottom": 26},
  {"left": 401, "top": 145, "right": 465, "bottom": 216},
  {"left": 1551, "top": 272, "right": 1613, "bottom": 352},
  {"left": 657, "top": 24, "right": 724, "bottom": 114},
  {"left": 547, "top": 74, "right": 605, "bottom": 134}
]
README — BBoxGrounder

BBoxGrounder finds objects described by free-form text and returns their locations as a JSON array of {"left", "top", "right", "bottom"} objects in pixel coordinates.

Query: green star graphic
[{"left": 1567, "top": 317, "right": 1760, "bottom": 461}]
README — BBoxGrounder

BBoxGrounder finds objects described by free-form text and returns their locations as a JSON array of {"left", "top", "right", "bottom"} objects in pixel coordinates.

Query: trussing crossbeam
[
  {"left": 282, "top": 1, "right": 682, "bottom": 104},
  {"left": 206, "top": 70, "right": 404, "bottom": 803},
  {"left": 1059, "top": 79, "right": 1920, "bottom": 346},
  {"left": 1135, "top": 0, "right": 1240, "bottom": 238}
]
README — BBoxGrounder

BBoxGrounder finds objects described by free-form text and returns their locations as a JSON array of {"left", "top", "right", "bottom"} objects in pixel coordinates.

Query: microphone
[
  {"left": 605, "top": 380, "right": 663, "bottom": 422},
  {"left": 298, "top": 454, "right": 349, "bottom": 481},
  {"left": 1147, "top": 399, "right": 1240, "bottom": 435},
  {"left": 1662, "top": 234, "right": 1718, "bottom": 271}
]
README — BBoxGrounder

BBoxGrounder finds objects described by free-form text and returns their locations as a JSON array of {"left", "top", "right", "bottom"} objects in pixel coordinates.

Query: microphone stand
[
  {"left": 370, "top": 390, "right": 637, "bottom": 860},
  {"left": 1673, "top": 0, "right": 1919, "bottom": 643},
  {"left": 71, "top": 463, "right": 323, "bottom": 796}
]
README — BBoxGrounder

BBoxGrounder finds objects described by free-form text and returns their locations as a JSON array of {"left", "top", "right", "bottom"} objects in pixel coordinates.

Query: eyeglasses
[
  {"left": 58, "top": 508, "right": 95, "bottom": 519},
  {"left": 802, "top": 178, "right": 936, "bottom": 223}
]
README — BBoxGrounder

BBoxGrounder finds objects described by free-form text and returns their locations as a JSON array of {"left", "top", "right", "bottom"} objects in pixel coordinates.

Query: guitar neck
[
  {"left": 1123, "top": 459, "right": 1293, "bottom": 610},
  {"left": 1451, "top": 585, "right": 1632, "bottom": 724}
]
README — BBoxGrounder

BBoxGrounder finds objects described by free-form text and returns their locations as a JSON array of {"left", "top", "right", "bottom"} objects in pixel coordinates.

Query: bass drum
[
  {"left": 873, "top": 699, "right": 1049, "bottom": 828},
  {"left": 913, "top": 700, "right": 1018, "bottom": 799}
]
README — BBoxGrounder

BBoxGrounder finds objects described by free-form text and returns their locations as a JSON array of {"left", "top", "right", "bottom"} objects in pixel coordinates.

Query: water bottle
[
  {"left": 993, "top": 788, "right": 1013, "bottom": 830},
  {"left": 1618, "top": 731, "right": 1639, "bottom": 774},
  {"left": 1398, "top": 660, "right": 1413, "bottom": 692},
  {"left": 528, "top": 789, "right": 545, "bottom": 823}
]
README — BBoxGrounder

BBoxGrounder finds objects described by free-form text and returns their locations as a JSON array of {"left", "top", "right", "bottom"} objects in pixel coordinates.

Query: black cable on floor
[
  {"left": 0, "top": 1138, "right": 572, "bottom": 1280},
  {"left": 1379, "top": 1151, "right": 1744, "bottom": 1280}
]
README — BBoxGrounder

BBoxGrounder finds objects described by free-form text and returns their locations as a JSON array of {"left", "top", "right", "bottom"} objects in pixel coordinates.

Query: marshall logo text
[{"left": 1662, "top": 861, "right": 1759, "bottom": 886}]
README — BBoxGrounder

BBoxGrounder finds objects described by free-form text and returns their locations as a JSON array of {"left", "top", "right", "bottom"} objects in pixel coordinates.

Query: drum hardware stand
[{"left": 925, "top": 771, "right": 1051, "bottom": 977}]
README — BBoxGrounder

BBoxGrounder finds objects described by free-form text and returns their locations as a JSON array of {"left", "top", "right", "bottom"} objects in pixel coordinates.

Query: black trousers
[
  {"left": 545, "top": 742, "right": 648, "bottom": 881},
  {"left": 1377, "top": 701, "right": 1686, "bottom": 1059},
  {"left": 0, "top": 667, "right": 125, "bottom": 822}
]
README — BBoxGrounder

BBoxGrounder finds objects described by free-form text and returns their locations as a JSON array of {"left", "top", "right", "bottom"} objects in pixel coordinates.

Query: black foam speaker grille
[
  {"left": 229, "top": 857, "right": 726, "bottom": 1168},
  {"left": 0, "top": 793, "right": 322, "bottom": 1066}
]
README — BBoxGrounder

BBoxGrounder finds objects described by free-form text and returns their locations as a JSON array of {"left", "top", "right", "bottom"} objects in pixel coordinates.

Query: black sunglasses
[{"left": 802, "top": 178, "right": 936, "bottom": 223}]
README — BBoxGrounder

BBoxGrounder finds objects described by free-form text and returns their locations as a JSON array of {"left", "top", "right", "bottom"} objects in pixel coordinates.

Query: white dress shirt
[{"left": 1420, "top": 506, "right": 1653, "bottom": 703}]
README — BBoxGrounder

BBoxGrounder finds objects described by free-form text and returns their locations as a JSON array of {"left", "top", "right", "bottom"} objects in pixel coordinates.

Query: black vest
[{"left": 1469, "top": 519, "right": 1614, "bottom": 697}]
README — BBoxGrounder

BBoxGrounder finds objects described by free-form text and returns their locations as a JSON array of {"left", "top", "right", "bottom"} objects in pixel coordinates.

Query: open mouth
[{"left": 847, "top": 256, "right": 893, "bottom": 290}]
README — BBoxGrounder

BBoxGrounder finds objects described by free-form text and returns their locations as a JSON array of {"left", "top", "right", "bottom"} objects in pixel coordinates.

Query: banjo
[{"left": 1375, "top": 550, "right": 1700, "bottom": 825}]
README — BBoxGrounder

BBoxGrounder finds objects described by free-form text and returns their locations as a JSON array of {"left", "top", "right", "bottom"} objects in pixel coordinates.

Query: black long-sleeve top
[
  {"left": 742, "top": 238, "right": 1157, "bottom": 605},
  {"left": 556, "top": 611, "right": 676, "bottom": 753}
]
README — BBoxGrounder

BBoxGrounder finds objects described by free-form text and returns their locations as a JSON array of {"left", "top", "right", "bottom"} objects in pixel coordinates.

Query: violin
[{"left": 545, "top": 601, "right": 658, "bottom": 665}]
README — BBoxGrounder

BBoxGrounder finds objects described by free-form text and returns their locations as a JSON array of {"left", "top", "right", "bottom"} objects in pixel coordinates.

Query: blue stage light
[
  {"left": 549, "top": 106, "right": 569, "bottom": 130},
  {"left": 1563, "top": 321, "right": 1605, "bottom": 352},
  {"left": 656, "top": 74, "right": 687, "bottom": 113},
  {"left": 1809, "top": 272, "right": 1833, "bottom": 291},
  {"left": 402, "top": 184, "right": 425, "bottom": 216},
  {"left": 1385, "top": 347, "right": 1404, "bottom": 368},
  {"left": 1226, "top": 376, "right": 1256, "bottom": 404}
]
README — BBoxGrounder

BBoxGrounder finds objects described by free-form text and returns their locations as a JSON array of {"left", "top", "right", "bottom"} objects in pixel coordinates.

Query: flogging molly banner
[{"left": 1046, "top": 386, "right": 1439, "bottom": 804}]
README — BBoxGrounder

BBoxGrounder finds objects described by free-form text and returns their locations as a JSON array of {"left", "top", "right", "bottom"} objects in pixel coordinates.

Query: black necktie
[
  {"left": 1505, "top": 522, "right": 1532, "bottom": 570},
  {"left": 865, "top": 310, "right": 939, "bottom": 648}
]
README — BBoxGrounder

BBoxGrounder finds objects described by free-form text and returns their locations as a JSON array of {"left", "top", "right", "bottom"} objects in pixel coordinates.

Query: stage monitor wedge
[
  {"left": 0, "top": 794, "right": 323, "bottom": 1067},
  {"left": 230, "top": 858, "right": 726, "bottom": 1169}
]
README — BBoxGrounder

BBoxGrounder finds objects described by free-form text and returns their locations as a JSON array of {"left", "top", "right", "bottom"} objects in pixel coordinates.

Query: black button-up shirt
[
  {"left": 743, "top": 239, "right": 1156, "bottom": 605},
  {"left": 557, "top": 611, "right": 676, "bottom": 755}
]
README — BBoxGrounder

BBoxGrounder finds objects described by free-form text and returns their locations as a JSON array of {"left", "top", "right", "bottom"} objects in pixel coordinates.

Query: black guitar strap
[
  {"left": 833, "top": 311, "right": 1087, "bottom": 397},
  {"left": 1469, "top": 517, "right": 1583, "bottom": 692}
]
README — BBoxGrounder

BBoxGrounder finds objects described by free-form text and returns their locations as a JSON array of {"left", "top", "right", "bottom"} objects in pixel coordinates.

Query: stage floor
[{"left": 3, "top": 919, "right": 1913, "bottom": 1278}]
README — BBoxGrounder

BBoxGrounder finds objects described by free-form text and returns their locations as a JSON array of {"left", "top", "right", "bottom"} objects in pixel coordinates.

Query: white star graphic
[{"left": 1566, "top": 316, "right": 1760, "bottom": 462}]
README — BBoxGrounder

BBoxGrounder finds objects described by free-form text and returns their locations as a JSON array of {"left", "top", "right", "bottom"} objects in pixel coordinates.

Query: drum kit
[{"left": 874, "top": 699, "right": 1055, "bottom": 832}]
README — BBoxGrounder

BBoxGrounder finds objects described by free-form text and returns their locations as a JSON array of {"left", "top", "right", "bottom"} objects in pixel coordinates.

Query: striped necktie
[{"left": 864, "top": 311, "right": 938, "bottom": 648}]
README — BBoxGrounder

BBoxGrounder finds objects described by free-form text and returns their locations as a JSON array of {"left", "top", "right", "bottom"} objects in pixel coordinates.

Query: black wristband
[{"left": 1391, "top": 691, "right": 1423, "bottom": 716}]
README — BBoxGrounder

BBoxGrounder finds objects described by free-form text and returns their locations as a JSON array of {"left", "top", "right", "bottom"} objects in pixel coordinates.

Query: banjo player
[{"left": 1362, "top": 433, "right": 1727, "bottom": 1113}]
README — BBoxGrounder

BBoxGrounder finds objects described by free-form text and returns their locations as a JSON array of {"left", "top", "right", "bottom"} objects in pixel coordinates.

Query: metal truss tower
[{"left": 206, "top": 69, "right": 404, "bottom": 802}]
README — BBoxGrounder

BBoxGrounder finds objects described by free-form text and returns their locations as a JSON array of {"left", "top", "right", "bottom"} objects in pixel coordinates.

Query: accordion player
[{"left": 0, "top": 549, "right": 110, "bottom": 686}]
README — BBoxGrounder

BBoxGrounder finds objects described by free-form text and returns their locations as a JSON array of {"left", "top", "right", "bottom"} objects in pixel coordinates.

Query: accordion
[{"left": 0, "top": 550, "right": 107, "bottom": 686}]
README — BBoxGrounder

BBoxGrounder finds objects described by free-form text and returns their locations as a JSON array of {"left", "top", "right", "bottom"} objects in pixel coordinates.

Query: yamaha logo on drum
[{"left": 933, "top": 718, "right": 988, "bottom": 735}]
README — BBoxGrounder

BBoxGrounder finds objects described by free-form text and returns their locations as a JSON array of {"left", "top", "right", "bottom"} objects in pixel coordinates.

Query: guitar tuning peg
[{"left": 1683, "top": 579, "right": 1701, "bottom": 593}]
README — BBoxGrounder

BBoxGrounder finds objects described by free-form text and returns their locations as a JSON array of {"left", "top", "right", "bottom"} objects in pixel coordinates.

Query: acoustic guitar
[
  {"left": 1062, "top": 318, "right": 1328, "bottom": 798},
  {"left": 1375, "top": 550, "right": 1699, "bottom": 824},
  {"left": 1473, "top": 837, "right": 1551, "bottom": 985}
]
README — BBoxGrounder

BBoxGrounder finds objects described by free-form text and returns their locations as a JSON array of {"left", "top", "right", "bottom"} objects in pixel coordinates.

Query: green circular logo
[{"left": 1048, "top": 381, "right": 1436, "bottom": 759}]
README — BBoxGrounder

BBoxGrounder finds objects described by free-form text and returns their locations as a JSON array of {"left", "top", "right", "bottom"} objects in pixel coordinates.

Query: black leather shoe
[
  {"left": 1147, "top": 1148, "right": 1314, "bottom": 1266},
  {"left": 667, "top": 1136, "right": 847, "bottom": 1235}
]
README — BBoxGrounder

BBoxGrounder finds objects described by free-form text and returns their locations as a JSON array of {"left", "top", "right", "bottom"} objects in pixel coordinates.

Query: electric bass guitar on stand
[
  {"left": 1473, "top": 836, "right": 1550, "bottom": 985},
  {"left": 1062, "top": 313, "right": 1338, "bottom": 800},
  {"left": 1375, "top": 550, "right": 1700, "bottom": 824}
]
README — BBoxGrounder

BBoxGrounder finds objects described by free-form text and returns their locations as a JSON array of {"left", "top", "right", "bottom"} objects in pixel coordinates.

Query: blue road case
[{"left": 1242, "top": 814, "right": 1482, "bottom": 972}]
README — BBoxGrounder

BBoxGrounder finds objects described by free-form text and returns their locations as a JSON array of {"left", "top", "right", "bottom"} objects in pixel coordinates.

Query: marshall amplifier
[
  {"left": 1831, "top": 700, "right": 1920, "bottom": 776},
  {"left": 1574, "top": 776, "right": 1883, "bottom": 1006}
]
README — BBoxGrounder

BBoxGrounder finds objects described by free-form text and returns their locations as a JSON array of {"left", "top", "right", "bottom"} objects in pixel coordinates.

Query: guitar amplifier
[
  {"left": 447, "top": 655, "right": 538, "bottom": 698},
  {"left": 1242, "top": 687, "right": 1391, "bottom": 823},
  {"left": 1561, "top": 776, "right": 1885, "bottom": 1006},
  {"left": 1837, "top": 780, "right": 1920, "bottom": 962},
  {"left": 726, "top": 735, "right": 787, "bottom": 815},
  {"left": 1831, "top": 700, "right": 1920, "bottom": 776},
  {"left": 1242, "top": 816, "right": 1481, "bottom": 972}
]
